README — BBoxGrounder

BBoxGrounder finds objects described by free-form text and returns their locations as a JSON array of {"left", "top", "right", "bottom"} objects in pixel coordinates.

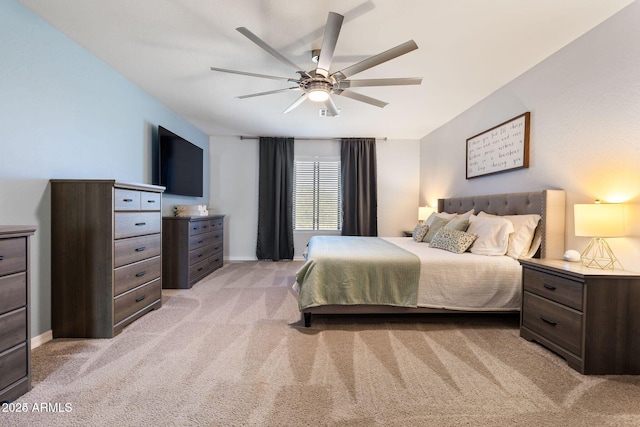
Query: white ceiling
[{"left": 22, "top": 0, "right": 634, "bottom": 139}]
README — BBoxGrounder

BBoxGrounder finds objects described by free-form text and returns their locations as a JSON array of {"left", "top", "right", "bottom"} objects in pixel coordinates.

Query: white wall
[
  {"left": 209, "top": 137, "right": 420, "bottom": 260},
  {"left": 420, "top": 1, "right": 640, "bottom": 271},
  {"left": 0, "top": 1, "right": 209, "bottom": 337}
]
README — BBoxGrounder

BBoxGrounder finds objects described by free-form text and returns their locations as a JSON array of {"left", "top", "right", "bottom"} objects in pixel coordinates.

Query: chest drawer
[
  {"left": 114, "top": 256, "right": 161, "bottom": 296},
  {"left": 115, "top": 212, "right": 161, "bottom": 239},
  {"left": 114, "top": 279, "right": 161, "bottom": 325},
  {"left": 522, "top": 292, "right": 582, "bottom": 356},
  {"left": 0, "top": 343, "right": 27, "bottom": 391},
  {"left": 0, "top": 272, "right": 26, "bottom": 315},
  {"left": 523, "top": 268, "right": 583, "bottom": 310},
  {"left": 114, "top": 189, "right": 141, "bottom": 211},
  {"left": 140, "top": 191, "right": 161, "bottom": 211},
  {"left": 0, "top": 308, "right": 27, "bottom": 352},
  {"left": 210, "top": 218, "right": 223, "bottom": 231},
  {"left": 0, "top": 238, "right": 26, "bottom": 276},
  {"left": 114, "top": 234, "right": 161, "bottom": 268},
  {"left": 189, "top": 232, "right": 213, "bottom": 250},
  {"left": 189, "top": 221, "right": 202, "bottom": 236}
]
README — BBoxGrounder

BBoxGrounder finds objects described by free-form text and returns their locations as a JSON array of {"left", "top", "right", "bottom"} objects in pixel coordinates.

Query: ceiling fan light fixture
[{"left": 308, "top": 89, "right": 330, "bottom": 102}]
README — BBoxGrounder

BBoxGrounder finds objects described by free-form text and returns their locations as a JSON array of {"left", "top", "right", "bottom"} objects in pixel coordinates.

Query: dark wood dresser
[
  {"left": 520, "top": 258, "right": 640, "bottom": 374},
  {"left": 162, "top": 215, "right": 224, "bottom": 289},
  {"left": 51, "top": 180, "right": 164, "bottom": 338},
  {"left": 0, "top": 225, "right": 36, "bottom": 403}
]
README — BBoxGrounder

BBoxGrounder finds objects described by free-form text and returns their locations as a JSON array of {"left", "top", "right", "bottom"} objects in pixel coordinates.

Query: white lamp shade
[
  {"left": 574, "top": 203, "right": 625, "bottom": 237},
  {"left": 418, "top": 206, "right": 435, "bottom": 221}
]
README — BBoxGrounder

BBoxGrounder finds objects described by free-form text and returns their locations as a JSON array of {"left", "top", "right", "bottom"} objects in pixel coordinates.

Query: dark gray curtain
[
  {"left": 341, "top": 137, "right": 378, "bottom": 236},
  {"left": 256, "top": 137, "right": 295, "bottom": 260}
]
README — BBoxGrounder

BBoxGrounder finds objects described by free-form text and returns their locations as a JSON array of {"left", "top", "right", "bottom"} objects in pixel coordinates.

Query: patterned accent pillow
[
  {"left": 412, "top": 223, "right": 429, "bottom": 241},
  {"left": 430, "top": 228, "right": 478, "bottom": 254}
]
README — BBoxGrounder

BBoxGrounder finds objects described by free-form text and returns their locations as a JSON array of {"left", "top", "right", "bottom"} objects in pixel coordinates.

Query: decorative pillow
[
  {"left": 412, "top": 223, "right": 429, "bottom": 242},
  {"left": 466, "top": 215, "right": 515, "bottom": 256},
  {"left": 456, "top": 209, "right": 475, "bottom": 220},
  {"left": 430, "top": 228, "right": 478, "bottom": 254},
  {"left": 444, "top": 217, "right": 470, "bottom": 232},
  {"left": 422, "top": 216, "right": 451, "bottom": 243},
  {"left": 424, "top": 211, "right": 455, "bottom": 227},
  {"left": 478, "top": 212, "right": 541, "bottom": 259}
]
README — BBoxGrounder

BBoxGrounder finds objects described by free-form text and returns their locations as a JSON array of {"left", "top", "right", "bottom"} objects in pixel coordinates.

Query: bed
[{"left": 295, "top": 190, "right": 566, "bottom": 327}]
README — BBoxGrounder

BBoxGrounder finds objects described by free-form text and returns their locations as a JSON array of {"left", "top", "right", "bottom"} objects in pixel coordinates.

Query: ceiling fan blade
[
  {"left": 332, "top": 40, "right": 418, "bottom": 80},
  {"left": 236, "top": 27, "right": 303, "bottom": 71},
  {"left": 210, "top": 67, "right": 295, "bottom": 82},
  {"left": 324, "top": 96, "right": 340, "bottom": 117},
  {"left": 339, "top": 77, "right": 422, "bottom": 88},
  {"left": 237, "top": 87, "right": 301, "bottom": 99},
  {"left": 335, "top": 89, "right": 387, "bottom": 108},
  {"left": 315, "top": 12, "right": 344, "bottom": 78},
  {"left": 282, "top": 93, "right": 308, "bottom": 114}
]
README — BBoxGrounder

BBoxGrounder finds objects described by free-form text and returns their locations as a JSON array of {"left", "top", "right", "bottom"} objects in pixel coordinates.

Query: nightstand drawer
[
  {"left": 523, "top": 268, "right": 583, "bottom": 310},
  {"left": 522, "top": 292, "right": 582, "bottom": 356}
]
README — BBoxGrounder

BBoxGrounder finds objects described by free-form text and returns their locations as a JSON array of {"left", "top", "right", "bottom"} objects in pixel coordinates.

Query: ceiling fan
[{"left": 210, "top": 11, "right": 422, "bottom": 117}]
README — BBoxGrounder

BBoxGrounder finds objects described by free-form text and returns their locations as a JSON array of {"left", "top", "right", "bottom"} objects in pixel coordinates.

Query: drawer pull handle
[
  {"left": 123, "top": 198, "right": 133, "bottom": 202},
  {"left": 135, "top": 246, "right": 146, "bottom": 252},
  {"left": 198, "top": 240, "right": 203, "bottom": 244},
  {"left": 198, "top": 267, "right": 203, "bottom": 272},
  {"left": 0, "top": 255, "right": 4, "bottom": 261},
  {"left": 135, "top": 295, "right": 146, "bottom": 303},
  {"left": 146, "top": 200, "right": 156, "bottom": 203},
  {"left": 197, "top": 253, "right": 203, "bottom": 258},
  {"left": 135, "top": 271, "right": 147, "bottom": 277},
  {"left": 135, "top": 222, "right": 147, "bottom": 226},
  {"left": 540, "top": 316, "right": 557, "bottom": 327},
  {"left": 543, "top": 284, "right": 556, "bottom": 291}
]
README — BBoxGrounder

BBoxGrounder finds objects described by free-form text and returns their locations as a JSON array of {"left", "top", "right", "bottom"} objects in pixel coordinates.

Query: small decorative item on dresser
[{"left": 175, "top": 204, "right": 209, "bottom": 217}]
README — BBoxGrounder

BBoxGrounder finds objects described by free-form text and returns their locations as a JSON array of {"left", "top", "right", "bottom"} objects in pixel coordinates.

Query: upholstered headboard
[{"left": 437, "top": 190, "right": 566, "bottom": 259}]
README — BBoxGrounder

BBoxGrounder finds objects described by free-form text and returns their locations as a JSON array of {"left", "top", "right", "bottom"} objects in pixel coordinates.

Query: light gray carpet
[{"left": 4, "top": 261, "right": 640, "bottom": 426}]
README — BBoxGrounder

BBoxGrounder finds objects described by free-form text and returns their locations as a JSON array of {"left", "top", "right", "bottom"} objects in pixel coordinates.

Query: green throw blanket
[{"left": 296, "top": 236, "right": 420, "bottom": 311}]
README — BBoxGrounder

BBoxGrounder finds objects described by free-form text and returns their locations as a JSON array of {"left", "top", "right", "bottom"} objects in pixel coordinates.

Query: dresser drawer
[
  {"left": 114, "top": 212, "right": 161, "bottom": 239},
  {"left": 209, "top": 250, "right": 223, "bottom": 271},
  {"left": 189, "top": 232, "right": 213, "bottom": 250},
  {"left": 114, "top": 189, "right": 141, "bottom": 211},
  {"left": 189, "top": 244, "right": 214, "bottom": 266},
  {"left": 114, "top": 256, "right": 161, "bottom": 296},
  {"left": 0, "top": 308, "right": 27, "bottom": 352},
  {"left": 188, "top": 221, "right": 202, "bottom": 236},
  {"left": 0, "top": 238, "right": 26, "bottom": 276},
  {"left": 210, "top": 218, "right": 224, "bottom": 231},
  {"left": 114, "top": 279, "right": 161, "bottom": 325},
  {"left": 0, "top": 343, "right": 27, "bottom": 392},
  {"left": 0, "top": 272, "right": 26, "bottom": 315},
  {"left": 522, "top": 292, "right": 582, "bottom": 356},
  {"left": 140, "top": 191, "right": 161, "bottom": 211},
  {"left": 189, "top": 258, "right": 210, "bottom": 281},
  {"left": 523, "top": 268, "right": 583, "bottom": 311},
  {"left": 114, "top": 234, "right": 161, "bottom": 268}
]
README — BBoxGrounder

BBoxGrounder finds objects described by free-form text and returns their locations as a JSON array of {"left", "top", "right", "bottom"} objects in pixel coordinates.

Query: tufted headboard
[{"left": 438, "top": 190, "right": 566, "bottom": 259}]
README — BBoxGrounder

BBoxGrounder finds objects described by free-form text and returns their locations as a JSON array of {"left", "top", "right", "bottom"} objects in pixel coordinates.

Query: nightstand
[
  {"left": 519, "top": 259, "right": 640, "bottom": 375},
  {"left": 403, "top": 231, "right": 413, "bottom": 237}
]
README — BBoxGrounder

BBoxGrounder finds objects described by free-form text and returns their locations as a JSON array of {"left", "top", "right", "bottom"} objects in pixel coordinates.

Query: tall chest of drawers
[
  {"left": 0, "top": 226, "right": 36, "bottom": 403},
  {"left": 162, "top": 215, "right": 224, "bottom": 289},
  {"left": 520, "top": 259, "right": 640, "bottom": 374},
  {"left": 51, "top": 180, "right": 164, "bottom": 338}
]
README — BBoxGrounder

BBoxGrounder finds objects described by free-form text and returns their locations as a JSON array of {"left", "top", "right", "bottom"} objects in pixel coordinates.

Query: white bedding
[{"left": 382, "top": 237, "right": 522, "bottom": 311}]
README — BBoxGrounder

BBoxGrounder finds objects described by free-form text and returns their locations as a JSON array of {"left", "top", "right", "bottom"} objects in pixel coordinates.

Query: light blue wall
[{"left": 0, "top": 0, "right": 209, "bottom": 338}]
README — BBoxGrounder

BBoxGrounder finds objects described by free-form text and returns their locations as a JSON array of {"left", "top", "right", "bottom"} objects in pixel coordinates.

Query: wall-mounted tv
[{"left": 157, "top": 126, "right": 203, "bottom": 197}]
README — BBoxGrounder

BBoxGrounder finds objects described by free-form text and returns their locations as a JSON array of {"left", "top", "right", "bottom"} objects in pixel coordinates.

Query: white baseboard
[{"left": 31, "top": 330, "right": 53, "bottom": 349}]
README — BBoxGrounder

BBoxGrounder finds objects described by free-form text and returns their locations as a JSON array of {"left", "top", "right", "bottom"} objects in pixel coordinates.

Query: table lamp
[
  {"left": 574, "top": 201, "right": 625, "bottom": 269},
  {"left": 418, "top": 206, "right": 435, "bottom": 223}
]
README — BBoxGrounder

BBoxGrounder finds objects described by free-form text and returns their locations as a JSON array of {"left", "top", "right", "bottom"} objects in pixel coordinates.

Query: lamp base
[{"left": 580, "top": 237, "right": 622, "bottom": 270}]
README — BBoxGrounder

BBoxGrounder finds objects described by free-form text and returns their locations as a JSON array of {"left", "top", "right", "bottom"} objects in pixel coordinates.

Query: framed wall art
[{"left": 466, "top": 112, "right": 530, "bottom": 179}]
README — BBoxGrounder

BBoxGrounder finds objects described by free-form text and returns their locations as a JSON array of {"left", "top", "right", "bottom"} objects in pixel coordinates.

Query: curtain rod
[{"left": 239, "top": 136, "right": 387, "bottom": 141}]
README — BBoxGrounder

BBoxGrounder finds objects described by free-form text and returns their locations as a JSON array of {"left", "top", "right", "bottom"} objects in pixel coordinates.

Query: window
[{"left": 293, "top": 160, "right": 342, "bottom": 231}]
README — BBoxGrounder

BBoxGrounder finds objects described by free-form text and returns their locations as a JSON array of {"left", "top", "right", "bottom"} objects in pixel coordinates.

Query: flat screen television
[{"left": 157, "top": 126, "right": 203, "bottom": 197}]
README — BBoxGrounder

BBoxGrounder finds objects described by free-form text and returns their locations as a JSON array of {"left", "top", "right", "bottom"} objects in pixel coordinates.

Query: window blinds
[{"left": 293, "top": 160, "right": 342, "bottom": 231}]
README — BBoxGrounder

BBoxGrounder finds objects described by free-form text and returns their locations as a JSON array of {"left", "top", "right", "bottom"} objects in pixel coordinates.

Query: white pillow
[
  {"left": 478, "top": 212, "right": 541, "bottom": 259},
  {"left": 424, "top": 209, "right": 474, "bottom": 226},
  {"left": 466, "top": 215, "right": 514, "bottom": 256}
]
